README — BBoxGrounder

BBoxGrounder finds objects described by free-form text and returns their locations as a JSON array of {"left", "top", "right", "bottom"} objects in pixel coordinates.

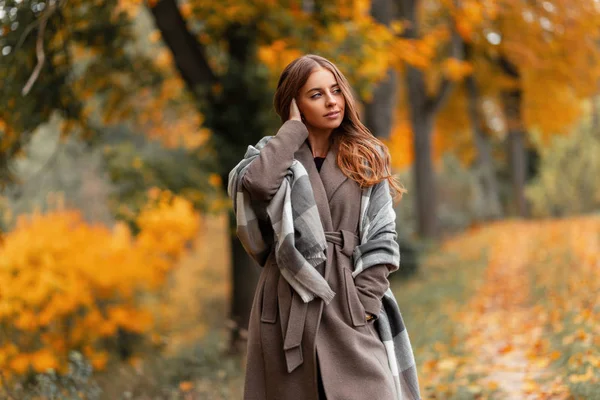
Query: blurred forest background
[{"left": 1, "top": 0, "right": 599, "bottom": 398}]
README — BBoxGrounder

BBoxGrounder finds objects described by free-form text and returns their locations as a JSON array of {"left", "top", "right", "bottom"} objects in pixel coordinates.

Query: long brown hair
[{"left": 273, "top": 54, "right": 406, "bottom": 203}]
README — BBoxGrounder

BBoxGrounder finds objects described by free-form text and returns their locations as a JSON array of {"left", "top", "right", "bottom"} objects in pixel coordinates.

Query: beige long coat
[{"left": 241, "top": 121, "right": 397, "bottom": 400}]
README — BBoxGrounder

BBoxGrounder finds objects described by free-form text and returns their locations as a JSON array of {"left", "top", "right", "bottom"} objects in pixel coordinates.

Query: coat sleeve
[
  {"left": 354, "top": 264, "right": 392, "bottom": 320},
  {"left": 242, "top": 120, "right": 309, "bottom": 202}
]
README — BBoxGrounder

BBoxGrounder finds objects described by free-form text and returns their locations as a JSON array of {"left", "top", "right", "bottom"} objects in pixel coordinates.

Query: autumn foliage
[
  {"left": 0, "top": 189, "right": 199, "bottom": 378},
  {"left": 406, "top": 217, "right": 600, "bottom": 398}
]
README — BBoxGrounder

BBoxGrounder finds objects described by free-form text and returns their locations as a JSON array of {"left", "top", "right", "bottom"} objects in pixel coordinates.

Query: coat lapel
[
  {"left": 319, "top": 141, "right": 348, "bottom": 203},
  {"left": 294, "top": 141, "right": 334, "bottom": 231}
]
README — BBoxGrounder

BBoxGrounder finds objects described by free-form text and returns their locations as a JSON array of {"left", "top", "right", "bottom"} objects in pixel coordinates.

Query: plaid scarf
[{"left": 227, "top": 136, "right": 421, "bottom": 400}]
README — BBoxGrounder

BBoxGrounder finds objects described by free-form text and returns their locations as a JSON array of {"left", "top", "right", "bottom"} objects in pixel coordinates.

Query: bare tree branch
[
  {"left": 21, "top": 0, "right": 66, "bottom": 96},
  {"left": 21, "top": 16, "right": 47, "bottom": 96},
  {"left": 15, "top": 17, "right": 44, "bottom": 51}
]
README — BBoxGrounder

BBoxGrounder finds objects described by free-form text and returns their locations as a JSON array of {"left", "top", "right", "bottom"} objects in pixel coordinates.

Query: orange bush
[{"left": 0, "top": 189, "right": 199, "bottom": 377}]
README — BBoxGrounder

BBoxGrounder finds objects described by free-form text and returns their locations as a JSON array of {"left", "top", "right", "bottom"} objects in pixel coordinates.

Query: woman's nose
[{"left": 326, "top": 94, "right": 337, "bottom": 106}]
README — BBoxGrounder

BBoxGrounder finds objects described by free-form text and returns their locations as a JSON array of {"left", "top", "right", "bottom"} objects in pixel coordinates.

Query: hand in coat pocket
[{"left": 343, "top": 268, "right": 367, "bottom": 327}]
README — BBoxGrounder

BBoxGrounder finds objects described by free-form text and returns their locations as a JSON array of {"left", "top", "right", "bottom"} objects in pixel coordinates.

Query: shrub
[
  {"left": 526, "top": 123, "right": 600, "bottom": 217},
  {"left": 0, "top": 189, "right": 199, "bottom": 378}
]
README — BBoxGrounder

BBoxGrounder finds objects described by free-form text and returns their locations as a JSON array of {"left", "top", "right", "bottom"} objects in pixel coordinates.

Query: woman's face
[{"left": 296, "top": 68, "right": 346, "bottom": 132}]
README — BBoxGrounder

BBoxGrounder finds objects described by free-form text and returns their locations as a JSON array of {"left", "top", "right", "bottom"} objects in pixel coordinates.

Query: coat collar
[{"left": 294, "top": 137, "right": 348, "bottom": 231}]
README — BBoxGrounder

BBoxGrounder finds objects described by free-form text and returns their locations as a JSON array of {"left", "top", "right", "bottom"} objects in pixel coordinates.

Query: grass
[{"left": 391, "top": 227, "right": 495, "bottom": 399}]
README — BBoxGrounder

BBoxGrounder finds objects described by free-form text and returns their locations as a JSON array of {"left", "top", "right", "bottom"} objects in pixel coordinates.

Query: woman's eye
[{"left": 311, "top": 89, "right": 340, "bottom": 99}]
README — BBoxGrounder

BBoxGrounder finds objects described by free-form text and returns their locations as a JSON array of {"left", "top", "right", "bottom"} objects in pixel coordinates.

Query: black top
[
  {"left": 307, "top": 140, "right": 328, "bottom": 172},
  {"left": 314, "top": 157, "right": 326, "bottom": 172}
]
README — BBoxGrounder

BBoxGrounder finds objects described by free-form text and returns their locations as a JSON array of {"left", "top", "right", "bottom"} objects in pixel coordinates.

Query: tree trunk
[
  {"left": 151, "top": 1, "right": 273, "bottom": 352},
  {"left": 410, "top": 109, "right": 437, "bottom": 237},
  {"left": 398, "top": 0, "right": 460, "bottom": 238},
  {"left": 502, "top": 89, "right": 529, "bottom": 217},
  {"left": 228, "top": 222, "right": 261, "bottom": 352},
  {"left": 149, "top": 0, "right": 215, "bottom": 94},
  {"left": 402, "top": 0, "right": 440, "bottom": 238},
  {"left": 506, "top": 128, "right": 528, "bottom": 217},
  {"left": 363, "top": 0, "right": 397, "bottom": 139},
  {"left": 593, "top": 94, "right": 600, "bottom": 134},
  {"left": 465, "top": 75, "right": 502, "bottom": 219},
  {"left": 499, "top": 57, "right": 529, "bottom": 217},
  {"left": 364, "top": 69, "right": 397, "bottom": 139}
]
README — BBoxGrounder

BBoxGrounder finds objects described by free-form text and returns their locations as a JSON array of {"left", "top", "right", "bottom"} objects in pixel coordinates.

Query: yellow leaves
[
  {"left": 115, "top": 0, "right": 143, "bottom": 18},
  {"left": 393, "top": 39, "right": 431, "bottom": 70},
  {"left": 179, "top": 381, "right": 194, "bottom": 392},
  {"left": 569, "top": 367, "right": 594, "bottom": 383},
  {"left": 137, "top": 189, "right": 200, "bottom": 260},
  {"left": 130, "top": 74, "right": 210, "bottom": 149},
  {"left": 108, "top": 306, "right": 153, "bottom": 333},
  {"left": 132, "top": 156, "right": 143, "bottom": 169},
  {"left": 453, "top": 0, "right": 490, "bottom": 41},
  {"left": 498, "top": 343, "right": 514, "bottom": 354},
  {"left": 352, "top": 0, "right": 370, "bottom": 18},
  {"left": 9, "top": 354, "right": 30, "bottom": 374},
  {"left": 456, "top": 19, "right": 474, "bottom": 41},
  {"left": 437, "top": 357, "right": 459, "bottom": 372},
  {"left": 192, "top": 1, "right": 261, "bottom": 32},
  {"left": 392, "top": 28, "right": 448, "bottom": 70},
  {"left": 208, "top": 174, "right": 222, "bottom": 188},
  {"left": 179, "top": 2, "right": 193, "bottom": 19},
  {"left": 387, "top": 110, "right": 453, "bottom": 170},
  {"left": 14, "top": 311, "right": 39, "bottom": 331},
  {"left": 390, "top": 20, "right": 405, "bottom": 35},
  {"left": 98, "top": 318, "right": 118, "bottom": 337},
  {"left": 31, "top": 349, "right": 59, "bottom": 373},
  {"left": 423, "top": 217, "right": 600, "bottom": 396},
  {"left": 258, "top": 41, "right": 303, "bottom": 78},
  {"left": 0, "top": 189, "right": 200, "bottom": 375},
  {"left": 466, "top": 383, "right": 483, "bottom": 395},
  {"left": 88, "top": 350, "right": 109, "bottom": 370},
  {"left": 148, "top": 30, "right": 162, "bottom": 44},
  {"left": 523, "top": 379, "right": 542, "bottom": 394},
  {"left": 155, "top": 49, "right": 175, "bottom": 70},
  {"left": 562, "top": 329, "right": 591, "bottom": 346},
  {"left": 522, "top": 70, "right": 583, "bottom": 135},
  {"left": 329, "top": 23, "right": 348, "bottom": 43},
  {"left": 385, "top": 118, "right": 413, "bottom": 171},
  {"left": 442, "top": 59, "right": 473, "bottom": 82}
]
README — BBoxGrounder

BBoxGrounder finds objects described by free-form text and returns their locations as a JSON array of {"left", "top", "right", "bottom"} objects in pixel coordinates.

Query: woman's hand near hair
[
  {"left": 241, "top": 98, "right": 309, "bottom": 202},
  {"left": 289, "top": 98, "right": 302, "bottom": 122}
]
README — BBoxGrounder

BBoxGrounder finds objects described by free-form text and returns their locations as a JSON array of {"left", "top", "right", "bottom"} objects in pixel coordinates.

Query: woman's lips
[{"left": 324, "top": 111, "right": 341, "bottom": 119}]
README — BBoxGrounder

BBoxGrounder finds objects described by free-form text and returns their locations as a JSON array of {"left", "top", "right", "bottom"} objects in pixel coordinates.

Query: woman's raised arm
[{"left": 242, "top": 120, "right": 308, "bottom": 202}]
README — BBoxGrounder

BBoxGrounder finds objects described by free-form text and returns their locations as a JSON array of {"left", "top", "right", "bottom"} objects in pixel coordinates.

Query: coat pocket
[
  {"left": 343, "top": 268, "right": 366, "bottom": 327},
  {"left": 260, "top": 256, "right": 279, "bottom": 324}
]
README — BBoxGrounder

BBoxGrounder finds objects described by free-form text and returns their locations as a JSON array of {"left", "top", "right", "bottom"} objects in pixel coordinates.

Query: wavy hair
[{"left": 273, "top": 54, "right": 406, "bottom": 203}]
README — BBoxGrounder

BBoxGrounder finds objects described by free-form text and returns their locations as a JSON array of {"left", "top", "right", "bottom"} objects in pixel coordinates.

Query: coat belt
[{"left": 281, "top": 229, "right": 360, "bottom": 373}]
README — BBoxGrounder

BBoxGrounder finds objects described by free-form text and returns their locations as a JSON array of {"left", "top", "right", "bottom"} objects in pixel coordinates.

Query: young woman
[{"left": 229, "top": 55, "right": 419, "bottom": 400}]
